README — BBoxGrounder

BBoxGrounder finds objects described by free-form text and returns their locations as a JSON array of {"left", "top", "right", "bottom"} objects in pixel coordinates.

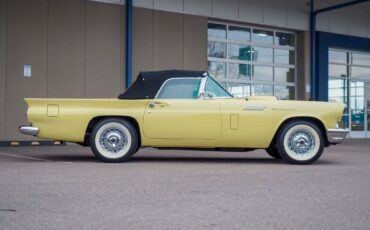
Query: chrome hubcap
[
  {"left": 99, "top": 128, "right": 127, "bottom": 153},
  {"left": 288, "top": 130, "right": 315, "bottom": 155}
]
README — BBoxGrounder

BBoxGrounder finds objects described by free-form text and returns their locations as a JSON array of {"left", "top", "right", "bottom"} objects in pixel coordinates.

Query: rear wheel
[
  {"left": 90, "top": 118, "right": 138, "bottom": 163},
  {"left": 276, "top": 120, "right": 324, "bottom": 165},
  {"left": 265, "top": 146, "right": 282, "bottom": 159}
]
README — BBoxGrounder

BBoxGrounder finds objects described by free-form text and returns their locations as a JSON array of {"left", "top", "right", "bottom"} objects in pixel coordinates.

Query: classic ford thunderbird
[{"left": 20, "top": 70, "right": 349, "bottom": 164}]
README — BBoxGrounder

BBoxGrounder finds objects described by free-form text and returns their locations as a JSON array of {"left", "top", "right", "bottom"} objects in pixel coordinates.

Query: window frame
[
  {"left": 155, "top": 77, "right": 202, "bottom": 100},
  {"left": 154, "top": 76, "right": 232, "bottom": 100}
]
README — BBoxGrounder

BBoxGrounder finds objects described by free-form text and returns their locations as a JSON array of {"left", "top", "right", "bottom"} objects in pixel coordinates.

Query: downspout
[
  {"left": 125, "top": 0, "right": 133, "bottom": 88},
  {"left": 310, "top": 0, "right": 316, "bottom": 100}
]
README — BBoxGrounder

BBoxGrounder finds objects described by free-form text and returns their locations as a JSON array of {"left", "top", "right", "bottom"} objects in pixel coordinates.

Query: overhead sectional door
[{"left": 207, "top": 22, "right": 296, "bottom": 100}]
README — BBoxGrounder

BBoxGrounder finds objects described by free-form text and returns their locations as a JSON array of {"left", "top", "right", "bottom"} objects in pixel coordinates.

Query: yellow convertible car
[{"left": 20, "top": 70, "right": 349, "bottom": 164}]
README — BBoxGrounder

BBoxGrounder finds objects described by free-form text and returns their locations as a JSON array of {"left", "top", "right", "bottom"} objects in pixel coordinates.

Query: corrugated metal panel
[
  {"left": 212, "top": 0, "right": 238, "bottom": 20},
  {"left": 154, "top": 0, "right": 183, "bottom": 13},
  {"left": 90, "top": 0, "right": 124, "bottom": 5},
  {"left": 92, "top": 0, "right": 370, "bottom": 38},
  {"left": 184, "top": 0, "right": 212, "bottom": 16},
  {"left": 329, "top": 7, "right": 350, "bottom": 34}
]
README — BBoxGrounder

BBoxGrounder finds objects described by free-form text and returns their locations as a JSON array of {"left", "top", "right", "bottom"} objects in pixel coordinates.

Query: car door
[
  {"left": 143, "top": 77, "right": 221, "bottom": 140},
  {"left": 218, "top": 98, "right": 283, "bottom": 148}
]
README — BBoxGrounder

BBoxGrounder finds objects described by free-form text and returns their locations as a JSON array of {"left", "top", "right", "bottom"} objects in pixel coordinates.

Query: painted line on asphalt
[{"left": 0, "top": 152, "right": 53, "bottom": 162}]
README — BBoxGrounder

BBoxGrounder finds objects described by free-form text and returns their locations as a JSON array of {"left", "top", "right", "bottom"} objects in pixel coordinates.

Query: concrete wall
[
  {"left": 1, "top": 0, "right": 125, "bottom": 141},
  {"left": 296, "top": 31, "right": 311, "bottom": 101},
  {"left": 0, "top": 1, "right": 207, "bottom": 141},
  {"left": 6, "top": 0, "right": 48, "bottom": 141},
  {"left": 85, "top": 1, "right": 125, "bottom": 98},
  {"left": 132, "top": 8, "right": 207, "bottom": 79},
  {"left": 0, "top": 0, "right": 6, "bottom": 140}
]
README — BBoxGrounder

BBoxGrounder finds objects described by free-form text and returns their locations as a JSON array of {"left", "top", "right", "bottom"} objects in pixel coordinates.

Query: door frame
[{"left": 350, "top": 80, "right": 370, "bottom": 138}]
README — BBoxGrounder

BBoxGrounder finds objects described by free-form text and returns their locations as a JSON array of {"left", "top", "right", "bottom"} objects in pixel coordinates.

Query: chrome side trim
[
  {"left": 19, "top": 126, "right": 39, "bottom": 136},
  {"left": 327, "top": 128, "right": 350, "bottom": 144},
  {"left": 244, "top": 105, "right": 267, "bottom": 111}
]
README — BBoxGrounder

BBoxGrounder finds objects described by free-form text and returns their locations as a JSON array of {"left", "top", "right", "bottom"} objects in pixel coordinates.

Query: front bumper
[
  {"left": 327, "top": 128, "right": 350, "bottom": 144},
  {"left": 19, "top": 126, "right": 39, "bottom": 136}
]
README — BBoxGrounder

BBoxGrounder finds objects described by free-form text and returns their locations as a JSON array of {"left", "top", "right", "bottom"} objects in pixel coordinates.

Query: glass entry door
[
  {"left": 329, "top": 49, "right": 370, "bottom": 138},
  {"left": 350, "top": 81, "right": 370, "bottom": 138},
  {"left": 367, "top": 82, "right": 370, "bottom": 137}
]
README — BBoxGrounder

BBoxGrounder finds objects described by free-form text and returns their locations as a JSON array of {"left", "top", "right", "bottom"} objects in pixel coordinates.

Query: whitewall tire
[
  {"left": 90, "top": 118, "right": 138, "bottom": 163},
  {"left": 276, "top": 121, "right": 324, "bottom": 165}
]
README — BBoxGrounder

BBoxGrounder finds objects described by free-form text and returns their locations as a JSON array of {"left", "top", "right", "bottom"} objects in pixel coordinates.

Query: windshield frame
[{"left": 200, "top": 74, "right": 233, "bottom": 99}]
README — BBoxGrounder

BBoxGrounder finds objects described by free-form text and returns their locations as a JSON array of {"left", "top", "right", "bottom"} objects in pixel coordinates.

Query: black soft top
[{"left": 118, "top": 70, "right": 206, "bottom": 99}]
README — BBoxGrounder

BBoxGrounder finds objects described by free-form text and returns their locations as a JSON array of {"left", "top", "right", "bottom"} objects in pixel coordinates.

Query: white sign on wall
[{"left": 24, "top": 64, "right": 31, "bottom": 77}]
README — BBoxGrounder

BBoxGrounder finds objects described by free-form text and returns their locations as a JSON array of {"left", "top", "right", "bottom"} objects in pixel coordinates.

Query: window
[
  {"left": 329, "top": 50, "right": 347, "bottom": 64},
  {"left": 228, "top": 26, "right": 251, "bottom": 42},
  {"left": 275, "top": 32, "right": 295, "bottom": 46},
  {"left": 352, "top": 53, "right": 370, "bottom": 66},
  {"left": 252, "top": 29, "right": 274, "bottom": 44},
  {"left": 228, "top": 82, "right": 251, "bottom": 98},
  {"left": 275, "top": 67, "right": 295, "bottom": 83},
  {"left": 228, "top": 63, "right": 250, "bottom": 79},
  {"left": 204, "top": 77, "right": 232, "bottom": 98},
  {"left": 274, "top": 85, "right": 295, "bottom": 100},
  {"left": 208, "top": 61, "right": 226, "bottom": 78},
  {"left": 228, "top": 44, "right": 252, "bottom": 61},
  {"left": 207, "top": 22, "right": 296, "bottom": 99},
  {"left": 156, "top": 78, "right": 201, "bottom": 99},
  {"left": 275, "top": 49, "right": 295, "bottom": 65},
  {"left": 351, "top": 66, "right": 370, "bottom": 80},
  {"left": 208, "top": 23, "right": 226, "bottom": 39}
]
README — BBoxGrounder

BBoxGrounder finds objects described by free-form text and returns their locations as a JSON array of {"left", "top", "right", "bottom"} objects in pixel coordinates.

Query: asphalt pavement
[{"left": 0, "top": 140, "right": 370, "bottom": 230}]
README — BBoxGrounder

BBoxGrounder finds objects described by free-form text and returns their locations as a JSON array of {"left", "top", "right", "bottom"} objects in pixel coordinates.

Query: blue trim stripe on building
[
  {"left": 125, "top": 0, "right": 133, "bottom": 89},
  {"left": 315, "top": 31, "right": 370, "bottom": 101},
  {"left": 310, "top": 0, "right": 370, "bottom": 100}
]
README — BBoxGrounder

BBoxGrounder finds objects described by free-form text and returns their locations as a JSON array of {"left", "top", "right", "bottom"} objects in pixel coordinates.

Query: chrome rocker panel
[
  {"left": 19, "top": 126, "right": 39, "bottom": 136},
  {"left": 327, "top": 128, "right": 350, "bottom": 144}
]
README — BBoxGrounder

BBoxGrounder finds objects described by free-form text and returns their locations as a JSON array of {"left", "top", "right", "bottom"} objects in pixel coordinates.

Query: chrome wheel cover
[
  {"left": 99, "top": 128, "right": 128, "bottom": 154},
  {"left": 95, "top": 122, "right": 132, "bottom": 159},
  {"left": 283, "top": 124, "right": 320, "bottom": 161},
  {"left": 287, "top": 129, "right": 315, "bottom": 155}
]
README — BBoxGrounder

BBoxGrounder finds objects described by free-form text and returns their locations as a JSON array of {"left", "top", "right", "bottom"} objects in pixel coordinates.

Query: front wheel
[
  {"left": 276, "top": 121, "right": 324, "bottom": 165},
  {"left": 90, "top": 118, "right": 138, "bottom": 163}
]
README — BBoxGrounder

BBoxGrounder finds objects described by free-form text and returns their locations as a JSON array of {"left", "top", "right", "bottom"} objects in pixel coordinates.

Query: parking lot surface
[{"left": 1, "top": 141, "right": 370, "bottom": 230}]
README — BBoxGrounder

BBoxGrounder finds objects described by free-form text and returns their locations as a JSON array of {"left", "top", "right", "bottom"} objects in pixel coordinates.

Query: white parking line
[{"left": 0, "top": 152, "right": 53, "bottom": 162}]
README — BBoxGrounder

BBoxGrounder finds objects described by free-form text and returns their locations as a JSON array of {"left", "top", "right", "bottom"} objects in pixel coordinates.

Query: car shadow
[
  {"left": 129, "top": 156, "right": 337, "bottom": 165},
  {"left": 42, "top": 154, "right": 284, "bottom": 164},
  {"left": 4, "top": 152, "right": 337, "bottom": 165},
  {"left": 37, "top": 154, "right": 98, "bottom": 162},
  {"left": 129, "top": 156, "right": 284, "bottom": 164}
]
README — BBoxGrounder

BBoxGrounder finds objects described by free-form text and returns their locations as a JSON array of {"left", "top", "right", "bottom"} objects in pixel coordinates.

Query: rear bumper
[
  {"left": 327, "top": 128, "right": 350, "bottom": 144},
  {"left": 19, "top": 126, "right": 39, "bottom": 136}
]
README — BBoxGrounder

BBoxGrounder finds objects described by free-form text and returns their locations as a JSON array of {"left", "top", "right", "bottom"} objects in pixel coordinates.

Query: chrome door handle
[{"left": 149, "top": 101, "right": 165, "bottom": 108}]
